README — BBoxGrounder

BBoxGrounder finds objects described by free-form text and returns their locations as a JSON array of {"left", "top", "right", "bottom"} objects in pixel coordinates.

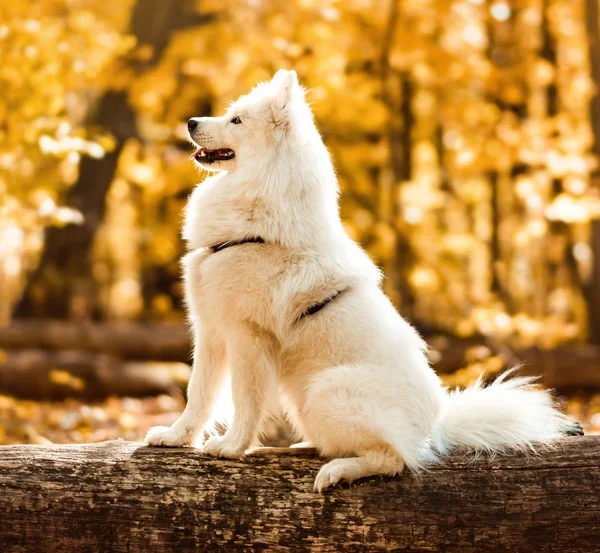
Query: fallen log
[
  {"left": 0, "top": 349, "right": 190, "bottom": 400},
  {"left": 0, "top": 437, "right": 598, "bottom": 552},
  {"left": 3, "top": 320, "right": 600, "bottom": 389},
  {"left": 517, "top": 345, "right": 600, "bottom": 389},
  {"left": 0, "top": 320, "right": 191, "bottom": 362},
  {"left": 429, "top": 336, "right": 600, "bottom": 390}
]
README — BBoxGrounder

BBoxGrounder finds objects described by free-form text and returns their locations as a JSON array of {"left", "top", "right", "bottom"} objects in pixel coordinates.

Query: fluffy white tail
[{"left": 431, "top": 370, "right": 580, "bottom": 457}]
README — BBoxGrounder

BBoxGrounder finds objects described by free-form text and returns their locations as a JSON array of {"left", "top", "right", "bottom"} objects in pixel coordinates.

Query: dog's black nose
[{"left": 188, "top": 118, "right": 199, "bottom": 132}]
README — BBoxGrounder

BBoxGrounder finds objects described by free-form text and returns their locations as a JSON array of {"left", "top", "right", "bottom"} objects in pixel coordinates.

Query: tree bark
[
  {"left": 0, "top": 437, "right": 598, "bottom": 552},
  {"left": 0, "top": 349, "right": 189, "bottom": 400}
]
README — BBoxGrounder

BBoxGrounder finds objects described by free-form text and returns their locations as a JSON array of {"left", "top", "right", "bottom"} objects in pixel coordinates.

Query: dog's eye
[{"left": 231, "top": 116, "right": 242, "bottom": 124}]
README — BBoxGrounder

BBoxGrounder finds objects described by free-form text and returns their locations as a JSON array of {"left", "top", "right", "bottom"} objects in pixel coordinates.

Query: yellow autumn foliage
[{"left": 1, "top": 0, "right": 599, "bottom": 349}]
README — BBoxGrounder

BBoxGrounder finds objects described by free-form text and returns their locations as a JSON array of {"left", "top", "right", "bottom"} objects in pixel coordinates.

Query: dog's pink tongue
[{"left": 189, "top": 147, "right": 204, "bottom": 160}]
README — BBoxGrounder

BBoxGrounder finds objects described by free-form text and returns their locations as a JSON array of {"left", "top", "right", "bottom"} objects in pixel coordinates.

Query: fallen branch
[
  {"left": 431, "top": 338, "right": 600, "bottom": 389},
  {"left": 0, "top": 437, "right": 598, "bottom": 552},
  {"left": 0, "top": 320, "right": 191, "bottom": 362},
  {"left": 2, "top": 320, "right": 600, "bottom": 389},
  {"left": 0, "top": 349, "right": 190, "bottom": 400}
]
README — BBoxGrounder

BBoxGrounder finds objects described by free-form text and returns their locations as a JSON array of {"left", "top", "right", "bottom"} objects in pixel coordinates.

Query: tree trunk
[
  {"left": 15, "top": 93, "right": 137, "bottom": 319},
  {"left": 585, "top": 0, "right": 600, "bottom": 344},
  {"left": 16, "top": 0, "right": 207, "bottom": 319},
  {"left": 589, "top": 220, "right": 600, "bottom": 343},
  {"left": 380, "top": 0, "right": 415, "bottom": 315},
  {"left": 0, "top": 437, "right": 598, "bottom": 552}
]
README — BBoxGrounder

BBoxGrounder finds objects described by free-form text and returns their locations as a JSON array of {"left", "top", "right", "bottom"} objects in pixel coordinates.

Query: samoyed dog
[{"left": 145, "top": 70, "right": 580, "bottom": 491}]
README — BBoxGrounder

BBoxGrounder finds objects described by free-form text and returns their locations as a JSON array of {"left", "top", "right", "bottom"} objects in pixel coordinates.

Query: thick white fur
[{"left": 145, "top": 70, "right": 577, "bottom": 491}]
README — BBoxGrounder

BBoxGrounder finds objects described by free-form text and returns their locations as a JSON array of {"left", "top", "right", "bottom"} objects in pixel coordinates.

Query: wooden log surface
[
  {"left": 0, "top": 349, "right": 190, "bottom": 400},
  {"left": 0, "top": 437, "right": 599, "bottom": 552}
]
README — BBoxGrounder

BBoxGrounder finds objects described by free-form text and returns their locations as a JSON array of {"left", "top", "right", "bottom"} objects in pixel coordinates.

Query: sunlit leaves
[
  {"left": 0, "top": 0, "right": 136, "bottom": 322},
  {"left": 4, "top": 0, "right": 599, "bottom": 348}
]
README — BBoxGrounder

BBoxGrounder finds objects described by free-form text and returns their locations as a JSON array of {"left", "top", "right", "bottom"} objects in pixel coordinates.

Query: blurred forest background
[{"left": 1, "top": 0, "right": 600, "bottom": 445}]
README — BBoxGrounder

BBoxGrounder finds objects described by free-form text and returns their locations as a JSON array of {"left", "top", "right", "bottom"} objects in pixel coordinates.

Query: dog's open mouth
[{"left": 190, "top": 147, "right": 235, "bottom": 163}]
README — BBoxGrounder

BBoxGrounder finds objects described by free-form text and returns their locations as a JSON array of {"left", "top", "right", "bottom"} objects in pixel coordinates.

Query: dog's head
[{"left": 188, "top": 70, "right": 307, "bottom": 172}]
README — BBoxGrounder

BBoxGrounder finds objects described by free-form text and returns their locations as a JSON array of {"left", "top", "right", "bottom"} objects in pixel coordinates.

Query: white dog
[{"left": 145, "top": 70, "right": 580, "bottom": 491}]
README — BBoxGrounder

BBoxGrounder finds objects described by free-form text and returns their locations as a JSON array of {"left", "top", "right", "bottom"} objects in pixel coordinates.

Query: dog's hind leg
[
  {"left": 313, "top": 447, "right": 404, "bottom": 492},
  {"left": 301, "top": 363, "right": 433, "bottom": 491}
]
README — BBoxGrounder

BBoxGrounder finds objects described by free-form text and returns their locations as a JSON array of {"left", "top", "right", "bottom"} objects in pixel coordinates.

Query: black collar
[{"left": 210, "top": 236, "right": 265, "bottom": 253}]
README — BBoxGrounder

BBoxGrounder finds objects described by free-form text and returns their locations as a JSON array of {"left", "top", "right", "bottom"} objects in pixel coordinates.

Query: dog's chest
[
  {"left": 190, "top": 244, "right": 297, "bottom": 327},
  {"left": 190, "top": 244, "right": 345, "bottom": 336}
]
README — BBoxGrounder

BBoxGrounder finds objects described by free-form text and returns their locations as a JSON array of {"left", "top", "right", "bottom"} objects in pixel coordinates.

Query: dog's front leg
[
  {"left": 203, "top": 325, "right": 277, "bottom": 459},
  {"left": 145, "top": 325, "right": 226, "bottom": 447}
]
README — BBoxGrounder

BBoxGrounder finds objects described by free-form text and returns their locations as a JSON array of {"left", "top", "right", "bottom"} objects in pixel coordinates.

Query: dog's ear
[{"left": 271, "top": 70, "right": 299, "bottom": 126}]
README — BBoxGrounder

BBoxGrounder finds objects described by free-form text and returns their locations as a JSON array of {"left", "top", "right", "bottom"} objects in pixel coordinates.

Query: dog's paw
[
  {"left": 144, "top": 426, "right": 190, "bottom": 447},
  {"left": 313, "top": 459, "right": 352, "bottom": 493},
  {"left": 202, "top": 435, "right": 246, "bottom": 459}
]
